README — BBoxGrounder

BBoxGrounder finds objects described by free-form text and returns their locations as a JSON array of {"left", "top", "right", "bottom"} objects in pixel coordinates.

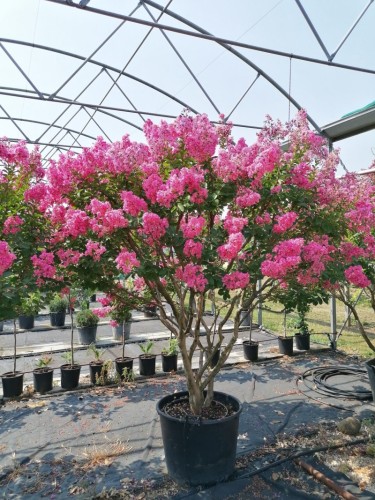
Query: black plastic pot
[
  {"left": 90, "top": 294, "right": 97, "bottom": 302},
  {"left": 162, "top": 353, "right": 178, "bottom": 372},
  {"left": 33, "top": 368, "right": 54, "bottom": 394},
  {"left": 115, "top": 357, "right": 133, "bottom": 379},
  {"left": 60, "top": 364, "right": 81, "bottom": 390},
  {"left": 0, "top": 321, "right": 3, "bottom": 332},
  {"left": 157, "top": 391, "right": 242, "bottom": 486},
  {"left": 208, "top": 349, "right": 221, "bottom": 368},
  {"left": 89, "top": 361, "right": 105, "bottom": 384},
  {"left": 139, "top": 354, "right": 156, "bottom": 376},
  {"left": 77, "top": 326, "right": 97, "bottom": 345},
  {"left": 295, "top": 333, "right": 310, "bottom": 351},
  {"left": 1, "top": 371, "right": 24, "bottom": 397},
  {"left": 18, "top": 315, "right": 34, "bottom": 330},
  {"left": 243, "top": 341, "right": 259, "bottom": 361},
  {"left": 240, "top": 309, "right": 251, "bottom": 326},
  {"left": 278, "top": 336, "right": 294, "bottom": 356},
  {"left": 112, "top": 322, "right": 131, "bottom": 341},
  {"left": 365, "top": 358, "right": 375, "bottom": 402},
  {"left": 144, "top": 305, "right": 157, "bottom": 317},
  {"left": 50, "top": 311, "right": 66, "bottom": 327}
]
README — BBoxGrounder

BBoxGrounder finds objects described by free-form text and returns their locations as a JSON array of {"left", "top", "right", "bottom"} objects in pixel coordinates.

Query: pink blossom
[
  {"left": 134, "top": 277, "right": 146, "bottom": 291},
  {"left": 115, "top": 248, "right": 140, "bottom": 274},
  {"left": 31, "top": 250, "right": 57, "bottom": 279},
  {"left": 92, "top": 307, "right": 111, "bottom": 318},
  {"left": 142, "top": 212, "right": 168, "bottom": 240},
  {"left": 217, "top": 233, "right": 244, "bottom": 261},
  {"left": 183, "top": 239, "right": 203, "bottom": 259},
  {"left": 3, "top": 215, "right": 24, "bottom": 235},
  {"left": 0, "top": 241, "right": 16, "bottom": 275},
  {"left": 222, "top": 271, "right": 250, "bottom": 290},
  {"left": 175, "top": 263, "right": 207, "bottom": 292},
  {"left": 235, "top": 188, "right": 261, "bottom": 208},
  {"left": 223, "top": 214, "right": 248, "bottom": 234},
  {"left": 85, "top": 240, "right": 106, "bottom": 261},
  {"left": 273, "top": 212, "right": 298, "bottom": 234},
  {"left": 64, "top": 209, "right": 90, "bottom": 238},
  {"left": 344, "top": 266, "right": 371, "bottom": 288},
  {"left": 180, "top": 216, "right": 205, "bottom": 239},
  {"left": 121, "top": 191, "right": 148, "bottom": 216},
  {"left": 56, "top": 249, "right": 82, "bottom": 267}
]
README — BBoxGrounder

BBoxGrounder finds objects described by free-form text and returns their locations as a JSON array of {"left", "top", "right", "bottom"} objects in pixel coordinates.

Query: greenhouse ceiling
[{"left": 1, "top": 0, "right": 375, "bottom": 173}]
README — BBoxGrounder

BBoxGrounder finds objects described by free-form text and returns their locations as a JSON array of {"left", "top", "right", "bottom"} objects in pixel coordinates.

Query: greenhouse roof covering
[{"left": 1, "top": 0, "right": 375, "bottom": 173}]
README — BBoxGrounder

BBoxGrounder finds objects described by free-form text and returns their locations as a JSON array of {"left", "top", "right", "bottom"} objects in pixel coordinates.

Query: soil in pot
[
  {"left": 157, "top": 391, "right": 242, "bottom": 486},
  {"left": 112, "top": 322, "right": 131, "bottom": 341},
  {"left": 115, "top": 357, "right": 133, "bottom": 379},
  {"left": 60, "top": 364, "right": 81, "bottom": 390},
  {"left": 278, "top": 336, "right": 294, "bottom": 356},
  {"left": 295, "top": 333, "right": 310, "bottom": 350},
  {"left": 365, "top": 358, "right": 375, "bottom": 402},
  {"left": 33, "top": 368, "right": 54, "bottom": 394},
  {"left": 162, "top": 353, "right": 178, "bottom": 373},
  {"left": 77, "top": 326, "right": 97, "bottom": 345},
  {"left": 50, "top": 311, "right": 66, "bottom": 327},
  {"left": 243, "top": 340, "right": 259, "bottom": 361},
  {"left": 89, "top": 361, "right": 106, "bottom": 385},
  {"left": 18, "top": 315, "right": 34, "bottom": 330},
  {"left": 139, "top": 354, "right": 156, "bottom": 376},
  {"left": 1, "top": 371, "right": 24, "bottom": 397}
]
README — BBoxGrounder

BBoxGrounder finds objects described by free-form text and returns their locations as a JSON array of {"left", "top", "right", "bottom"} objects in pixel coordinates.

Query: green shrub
[
  {"left": 19, "top": 292, "right": 44, "bottom": 316},
  {"left": 49, "top": 295, "right": 68, "bottom": 313},
  {"left": 76, "top": 309, "right": 99, "bottom": 327}
]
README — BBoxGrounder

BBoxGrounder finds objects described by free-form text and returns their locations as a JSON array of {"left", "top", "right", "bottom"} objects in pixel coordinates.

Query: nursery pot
[
  {"left": 77, "top": 326, "right": 97, "bottom": 345},
  {"left": 112, "top": 322, "right": 131, "bottom": 341},
  {"left": 33, "top": 368, "right": 54, "bottom": 394},
  {"left": 365, "top": 358, "right": 375, "bottom": 402},
  {"left": 0, "top": 321, "right": 3, "bottom": 332},
  {"left": 18, "top": 315, "right": 34, "bottom": 330},
  {"left": 139, "top": 354, "right": 156, "bottom": 376},
  {"left": 243, "top": 340, "right": 259, "bottom": 361},
  {"left": 60, "top": 364, "right": 81, "bottom": 390},
  {"left": 90, "top": 294, "right": 97, "bottom": 302},
  {"left": 89, "top": 361, "right": 106, "bottom": 384},
  {"left": 115, "top": 357, "right": 133, "bottom": 379},
  {"left": 1, "top": 371, "right": 24, "bottom": 397},
  {"left": 162, "top": 353, "right": 178, "bottom": 373},
  {"left": 206, "top": 349, "right": 221, "bottom": 368},
  {"left": 295, "top": 333, "right": 310, "bottom": 351},
  {"left": 240, "top": 309, "right": 251, "bottom": 326},
  {"left": 50, "top": 311, "right": 66, "bottom": 327},
  {"left": 278, "top": 336, "right": 294, "bottom": 356},
  {"left": 157, "top": 390, "right": 242, "bottom": 486},
  {"left": 144, "top": 305, "right": 157, "bottom": 317}
]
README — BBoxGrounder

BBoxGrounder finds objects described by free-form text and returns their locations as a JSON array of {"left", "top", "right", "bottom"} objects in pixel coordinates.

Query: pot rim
[
  {"left": 1, "top": 371, "right": 23, "bottom": 378},
  {"left": 60, "top": 363, "right": 81, "bottom": 370}
]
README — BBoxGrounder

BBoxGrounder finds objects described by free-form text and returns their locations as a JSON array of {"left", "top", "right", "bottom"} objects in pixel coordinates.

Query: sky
[{"left": 1, "top": 0, "right": 375, "bottom": 174}]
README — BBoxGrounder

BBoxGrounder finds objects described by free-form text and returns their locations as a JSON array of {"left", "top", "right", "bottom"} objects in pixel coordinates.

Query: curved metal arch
[
  {"left": 0, "top": 116, "right": 97, "bottom": 142},
  {"left": 0, "top": 38, "right": 200, "bottom": 116}
]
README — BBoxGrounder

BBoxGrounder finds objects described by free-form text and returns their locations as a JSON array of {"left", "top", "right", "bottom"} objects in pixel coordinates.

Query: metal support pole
[
  {"left": 330, "top": 296, "right": 337, "bottom": 350},
  {"left": 257, "top": 279, "right": 262, "bottom": 328}
]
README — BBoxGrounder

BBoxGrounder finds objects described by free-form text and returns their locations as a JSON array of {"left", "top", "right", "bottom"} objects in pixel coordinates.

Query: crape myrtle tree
[{"left": 30, "top": 111, "right": 348, "bottom": 414}]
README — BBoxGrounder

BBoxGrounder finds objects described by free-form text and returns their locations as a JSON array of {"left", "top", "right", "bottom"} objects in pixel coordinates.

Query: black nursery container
[
  {"left": 162, "top": 353, "right": 178, "bottom": 373},
  {"left": 1, "top": 372, "right": 24, "bottom": 397},
  {"left": 295, "top": 333, "right": 310, "bottom": 351},
  {"left": 278, "top": 336, "right": 294, "bottom": 356},
  {"left": 115, "top": 357, "right": 133, "bottom": 379},
  {"left": 243, "top": 341, "right": 259, "bottom": 361},
  {"left": 33, "top": 368, "right": 54, "bottom": 394},
  {"left": 139, "top": 355, "right": 156, "bottom": 376}
]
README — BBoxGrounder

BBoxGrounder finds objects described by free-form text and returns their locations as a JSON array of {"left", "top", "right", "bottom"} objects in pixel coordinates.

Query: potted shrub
[
  {"left": 294, "top": 311, "right": 310, "bottom": 350},
  {"left": 161, "top": 338, "right": 179, "bottom": 372},
  {"left": 60, "top": 294, "right": 81, "bottom": 390},
  {"left": 18, "top": 291, "right": 43, "bottom": 330},
  {"left": 49, "top": 294, "right": 68, "bottom": 327},
  {"left": 139, "top": 340, "right": 156, "bottom": 376},
  {"left": 33, "top": 355, "right": 54, "bottom": 394},
  {"left": 242, "top": 310, "right": 259, "bottom": 361},
  {"left": 76, "top": 309, "right": 99, "bottom": 345},
  {"left": 278, "top": 310, "right": 294, "bottom": 356},
  {"left": 1, "top": 318, "right": 24, "bottom": 397},
  {"left": 111, "top": 307, "right": 132, "bottom": 341},
  {"left": 87, "top": 343, "right": 108, "bottom": 384}
]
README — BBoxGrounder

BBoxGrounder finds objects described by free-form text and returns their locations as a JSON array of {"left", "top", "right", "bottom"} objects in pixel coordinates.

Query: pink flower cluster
[
  {"left": 87, "top": 199, "right": 128, "bottom": 235},
  {"left": 217, "top": 233, "right": 244, "bottom": 261},
  {"left": 121, "top": 191, "right": 148, "bottom": 216},
  {"left": 85, "top": 240, "right": 106, "bottom": 261},
  {"left": 31, "top": 250, "right": 57, "bottom": 280},
  {"left": 176, "top": 263, "right": 208, "bottom": 292},
  {"left": 273, "top": 212, "right": 298, "bottom": 234},
  {"left": 3, "top": 215, "right": 24, "bottom": 235},
  {"left": 180, "top": 216, "right": 206, "bottom": 239},
  {"left": 344, "top": 266, "right": 371, "bottom": 288},
  {"left": 141, "top": 212, "right": 168, "bottom": 241},
  {"left": 261, "top": 238, "right": 304, "bottom": 279},
  {"left": 92, "top": 306, "right": 112, "bottom": 318},
  {"left": 183, "top": 239, "right": 203, "bottom": 259},
  {"left": 223, "top": 214, "right": 248, "bottom": 234},
  {"left": 56, "top": 248, "right": 82, "bottom": 267},
  {"left": 64, "top": 209, "right": 91, "bottom": 238},
  {"left": 115, "top": 248, "right": 140, "bottom": 274},
  {"left": 235, "top": 188, "right": 261, "bottom": 208},
  {"left": 0, "top": 241, "right": 16, "bottom": 275},
  {"left": 222, "top": 271, "right": 250, "bottom": 290}
]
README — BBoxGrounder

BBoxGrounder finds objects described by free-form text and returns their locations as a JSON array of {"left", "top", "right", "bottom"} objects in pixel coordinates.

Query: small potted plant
[
  {"left": 18, "top": 291, "right": 43, "bottom": 330},
  {"left": 76, "top": 309, "right": 99, "bottom": 345},
  {"left": 294, "top": 311, "right": 310, "bottom": 350},
  {"left": 278, "top": 310, "right": 294, "bottom": 356},
  {"left": 111, "top": 307, "right": 132, "bottom": 341},
  {"left": 33, "top": 355, "right": 54, "bottom": 394},
  {"left": 139, "top": 340, "right": 156, "bottom": 376},
  {"left": 60, "top": 350, "right": 81, "bottom": 389},
  {"left": 161, "top": 337, "right": 179, "bottom": 372},
  {"left": 49, "top": 294, "right": 68, "bottom": 327},
  {"left": 1, "top": 318, "right": 24, "bottom": 397},
  {"left": 87, "top": 343, "right": 107, "bottom": 384},
  {"left": 242, "top": 310, "right": 259, "bottom": 361}
]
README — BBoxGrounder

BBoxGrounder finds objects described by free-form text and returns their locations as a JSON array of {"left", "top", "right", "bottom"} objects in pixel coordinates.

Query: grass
[{"left": 260, "top": 298, "right": 375, "bottom": 359}]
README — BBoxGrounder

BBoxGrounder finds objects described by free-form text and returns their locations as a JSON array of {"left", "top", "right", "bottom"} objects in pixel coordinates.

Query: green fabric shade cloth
[{"left": 342, "top": 100, "right": 375, "bottom": 119}]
